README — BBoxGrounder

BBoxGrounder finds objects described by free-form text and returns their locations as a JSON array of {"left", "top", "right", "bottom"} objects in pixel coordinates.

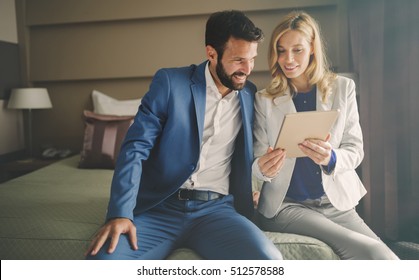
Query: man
[{"left": 86, "top": 10, "right": 282, "bottom": 260}]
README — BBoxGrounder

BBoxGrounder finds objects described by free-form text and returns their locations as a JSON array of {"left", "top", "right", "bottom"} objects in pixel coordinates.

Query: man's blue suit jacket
[{"left": 107, "top": 61, "right": 256, "bottom": 220}]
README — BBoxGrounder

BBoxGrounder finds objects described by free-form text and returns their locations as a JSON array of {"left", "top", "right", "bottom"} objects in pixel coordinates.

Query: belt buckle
[{"left": 177, "top": 189, "right": 190, "bottom": 200}]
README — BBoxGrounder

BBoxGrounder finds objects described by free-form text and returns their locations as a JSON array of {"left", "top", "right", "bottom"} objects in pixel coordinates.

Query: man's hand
[
  {"left": 298, "top": 134, "right": 332, "bottom": 165},
  {"left": 258, "top": 147, "right": 286, "bottom": 178},
  {"left": 85, "top": 217, "right": 138, "bottom": 256}
]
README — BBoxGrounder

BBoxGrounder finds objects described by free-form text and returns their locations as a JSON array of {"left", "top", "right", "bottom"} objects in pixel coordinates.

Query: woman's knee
[
  {"left": 365, "top": 241, "right": 399, "bottom": 260},
  {"left": 349, "top": 240, "right": 399, "bottom": 260}
]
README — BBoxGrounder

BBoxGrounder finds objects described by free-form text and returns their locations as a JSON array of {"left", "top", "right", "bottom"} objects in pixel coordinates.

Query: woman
[{"left": 252, "top": 11, "right": 398, "bottom": 259}]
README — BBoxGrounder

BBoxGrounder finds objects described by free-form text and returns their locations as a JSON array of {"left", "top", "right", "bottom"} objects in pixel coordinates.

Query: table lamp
[{"left": 7, "top": 88, "right": 52, "bottom": 158}]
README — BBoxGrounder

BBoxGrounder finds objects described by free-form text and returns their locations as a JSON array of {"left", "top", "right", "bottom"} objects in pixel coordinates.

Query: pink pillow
[{"left": 78, "top": 110, "right": 134, "bottom": 169}]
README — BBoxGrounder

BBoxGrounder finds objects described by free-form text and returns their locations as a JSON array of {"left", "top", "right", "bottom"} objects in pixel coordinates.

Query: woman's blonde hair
[{"left": 266, "top": 11, "right": 336, "bottom": 101}]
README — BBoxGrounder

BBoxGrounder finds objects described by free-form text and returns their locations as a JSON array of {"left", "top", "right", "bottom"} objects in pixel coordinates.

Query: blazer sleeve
[
  {"left": 332, "top": 78, "right": 364, "bottom": 174},
  {"left": 106, "top": 69, "right": 170, "bottom": 220}
]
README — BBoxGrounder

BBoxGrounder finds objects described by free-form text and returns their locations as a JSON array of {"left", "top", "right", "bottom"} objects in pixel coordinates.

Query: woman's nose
[{"left": 285, "top": 52, "right": 294, "bottom": 62}]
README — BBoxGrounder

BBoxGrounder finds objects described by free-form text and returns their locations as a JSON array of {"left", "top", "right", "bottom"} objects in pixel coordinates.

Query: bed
[{"left": 0, "top": 155, "right": 339, "bottom": 260}]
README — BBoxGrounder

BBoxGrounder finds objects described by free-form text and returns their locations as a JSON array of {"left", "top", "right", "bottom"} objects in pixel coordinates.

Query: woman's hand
[
  {"left": 298, "top": 134, "right": 332, "bottom": 165},
  {"left": 253, "top": 191, "right": 260, "bottom": 208},
  {"left": 258, "top": 147, "right": 286, "bottom": 178}
]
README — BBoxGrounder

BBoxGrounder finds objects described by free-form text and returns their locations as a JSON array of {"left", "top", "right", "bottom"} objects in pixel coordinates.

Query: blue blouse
[{"left": 286, "top": 87, "right": 336, "bottom": 201}]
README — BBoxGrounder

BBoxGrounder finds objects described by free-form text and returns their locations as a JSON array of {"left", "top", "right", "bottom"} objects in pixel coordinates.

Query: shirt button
[
  {"left": 303, "top": 100, "right": 307, "bottom": 104},
  {"left": 190, "top": 165, "right": 195, "bottom": 171}
]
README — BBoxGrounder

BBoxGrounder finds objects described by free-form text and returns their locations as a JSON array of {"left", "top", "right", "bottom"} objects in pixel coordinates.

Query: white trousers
[{"left": 256, "top": 195, "right": 399, "bottom": 260}]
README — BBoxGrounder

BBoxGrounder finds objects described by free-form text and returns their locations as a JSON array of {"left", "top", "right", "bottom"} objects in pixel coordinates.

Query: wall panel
[
  {"left": 16, "top": 0, "right": 348, "bottom": 155},
  {"left": 0, "top": 41, "right": 21, "bottom": 99},
  {"left": 0, "top": 0, "right": 23, "bottom": 158},
  {"left": 30, "top": 16, "right": 207, "bottom": 81},
  {"left": 26, "top": 0, "right": 337, "bottom": 26},
  {"left": 29, "top": 6, "right": 339, "bottom": 82}
]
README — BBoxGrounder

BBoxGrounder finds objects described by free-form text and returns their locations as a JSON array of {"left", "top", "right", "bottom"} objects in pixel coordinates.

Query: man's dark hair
[{"left": 205, "top": 10, "right": 264, "bottom": 58}]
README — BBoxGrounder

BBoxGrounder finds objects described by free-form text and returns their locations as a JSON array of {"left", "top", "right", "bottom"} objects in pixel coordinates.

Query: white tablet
[{"left": 275, "top": 110, "right": 340, "bottom": 158}]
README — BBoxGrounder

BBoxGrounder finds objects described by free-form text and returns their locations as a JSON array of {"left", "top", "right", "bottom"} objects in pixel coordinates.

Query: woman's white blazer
[{"left": 253, "top": 76, "right": 367, "bottom": 218}]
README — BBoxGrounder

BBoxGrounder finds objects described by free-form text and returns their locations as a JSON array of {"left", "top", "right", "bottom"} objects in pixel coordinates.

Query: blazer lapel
[
  {"left": 316, "top": 86, "right": 334, "bottom": 111},
  {"left": 270, "top": 91, "right": 295, "bottom": 146},
  {"left": 273, "top": 94, "right": 296, "bottom": 114},
  {"left": 238, "top": 88, "right": 251, "bottom": 129},
  {"left": 272, "top": 88, "right": 296, "bottom": 114},
  {"left": 237, "top": 88, "right": 253, "bottom": 160},
  {"left": 191, "top": 62, "right": 207, "bottom": 144}
]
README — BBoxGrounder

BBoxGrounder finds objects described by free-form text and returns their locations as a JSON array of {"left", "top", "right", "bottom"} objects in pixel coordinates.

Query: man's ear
[{"left": 206, "top": 45, "right": 217, "bottom": 62}]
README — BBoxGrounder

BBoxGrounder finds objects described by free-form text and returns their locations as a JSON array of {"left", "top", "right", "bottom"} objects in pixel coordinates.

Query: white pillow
[{"left": 92, "top": 90, "right": 141, "bottom": 116}]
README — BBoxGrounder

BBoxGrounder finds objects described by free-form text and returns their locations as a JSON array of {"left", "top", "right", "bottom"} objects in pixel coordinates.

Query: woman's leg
[{"left": 257, "top": 200, "right": 398, "bottom": 260}]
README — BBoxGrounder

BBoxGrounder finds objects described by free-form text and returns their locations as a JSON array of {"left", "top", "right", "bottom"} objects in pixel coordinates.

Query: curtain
[{"left": 348, "top": 0, "right": 419, "bottom": 242}]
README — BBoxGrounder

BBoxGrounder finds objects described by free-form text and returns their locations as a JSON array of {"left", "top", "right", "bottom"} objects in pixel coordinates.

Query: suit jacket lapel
[
  {"left": 191, "top": 62, "right": 207, "bottom": 145},
  {"left": 238, "top": 88, "right": 251, "bottom": 129},
  {"left": 273, "top": 89, "right": 296, "bottom": 115},
  {"left": 316, "top": 86, "right": 334, "bottom": 111}
]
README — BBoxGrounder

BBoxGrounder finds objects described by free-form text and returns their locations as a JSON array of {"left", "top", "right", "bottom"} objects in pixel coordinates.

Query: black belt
[{"left": 174, "top": 189, "right": 224, "bottom": 201}]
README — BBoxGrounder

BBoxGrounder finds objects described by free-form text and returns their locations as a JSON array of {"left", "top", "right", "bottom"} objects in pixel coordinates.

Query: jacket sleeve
[
  {"left": 332, "top": 78, "right": 364, "bottom": 175},
  {"left": 106, "top": 69, "right": 170, "bottom": 220}
]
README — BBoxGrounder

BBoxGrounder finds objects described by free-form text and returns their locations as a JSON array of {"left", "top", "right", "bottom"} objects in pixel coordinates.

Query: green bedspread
[{"left": 0, "top": 156, "right": 338, "bottom": 260}]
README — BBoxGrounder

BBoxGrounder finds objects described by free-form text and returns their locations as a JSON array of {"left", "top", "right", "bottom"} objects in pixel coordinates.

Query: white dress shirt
[{"left": 181, "top": 63, "right": 242, "bottom": 195}]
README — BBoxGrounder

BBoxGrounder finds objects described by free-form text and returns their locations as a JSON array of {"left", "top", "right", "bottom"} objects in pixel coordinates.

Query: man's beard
[{"left": 216, "top": 59, "right": 247, "bottom": 91}]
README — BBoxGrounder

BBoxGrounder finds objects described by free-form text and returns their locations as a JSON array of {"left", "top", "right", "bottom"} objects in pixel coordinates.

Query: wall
[
  {"left": 0, "top": 0, "right": 18, "bottom": 43},
  {"left": 15, "top": 0, "right": 350, "bottom": 155},
  {"left": 0, "top": 0, "right": 24, "bottom": 160}
]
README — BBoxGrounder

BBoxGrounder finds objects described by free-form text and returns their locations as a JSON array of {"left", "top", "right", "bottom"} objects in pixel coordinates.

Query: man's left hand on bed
[{"left": 85, "top": 218, "right": 138, "bottom": 256}]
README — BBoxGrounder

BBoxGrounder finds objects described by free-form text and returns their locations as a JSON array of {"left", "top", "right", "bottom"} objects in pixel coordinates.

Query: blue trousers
[{"left": 88, "top": 195, "right": 282, "bottom": 260}]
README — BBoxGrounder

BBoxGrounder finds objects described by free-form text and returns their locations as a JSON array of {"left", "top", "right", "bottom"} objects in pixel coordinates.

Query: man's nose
[{"left": 241, "top": 60, "right": 253, "bottom": 75}]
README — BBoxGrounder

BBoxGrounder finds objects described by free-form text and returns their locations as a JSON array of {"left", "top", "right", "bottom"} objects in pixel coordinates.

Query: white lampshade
[
  {"left": 8, "top": 88, "right": 52, "bottom": 109},
  {"left": 7, "top": 88, "right": 52, "bottom": 158}
]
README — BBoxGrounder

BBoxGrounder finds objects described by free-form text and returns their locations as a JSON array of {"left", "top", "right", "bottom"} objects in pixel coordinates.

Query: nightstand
[{"left": 0, "top": 158, "right": 59, "bottom": 183}]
